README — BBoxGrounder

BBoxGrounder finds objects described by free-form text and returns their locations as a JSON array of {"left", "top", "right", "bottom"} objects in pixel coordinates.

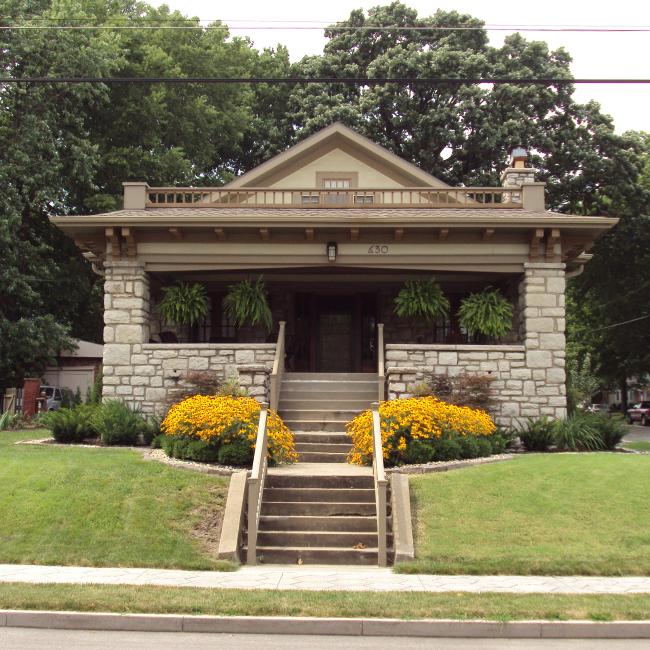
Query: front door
[{"left": 317, "top": 297, "right": 354, "bottom": 372}]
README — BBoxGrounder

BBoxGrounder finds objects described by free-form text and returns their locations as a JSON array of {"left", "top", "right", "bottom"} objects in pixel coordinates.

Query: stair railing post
[
  {"left": 371, "top": 401, "right": 388, "bottom": 567},
  {"left": 377, "top": 323, "right": 385, "bottom": 403},
  {"left": 270, "top": 321, "right": 286, "bottom": 412},
  {"left": 247, "top": 402, "right": 269, "bottom": 565}
]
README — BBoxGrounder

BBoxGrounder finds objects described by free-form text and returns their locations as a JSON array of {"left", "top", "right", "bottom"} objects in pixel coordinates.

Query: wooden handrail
[
  {"left": 247, "top": 402, "right": 269, "bottom": 565},
  {"left": 269, "top": 321, "right": 286, "bottom": 413},
  {"left": 377, "top": 323, "right": 385, "bottom": 402},
  {"left": 371, "top": 401, "right": 388, "bottom": 567},
  {"left": 145, "top": 187, "right": 523, "bottom": 209}
]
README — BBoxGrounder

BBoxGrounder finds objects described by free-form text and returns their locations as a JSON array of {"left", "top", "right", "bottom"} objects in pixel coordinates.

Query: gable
[{"left": 225, "top": 123, "right": 450, "bottom": 189}]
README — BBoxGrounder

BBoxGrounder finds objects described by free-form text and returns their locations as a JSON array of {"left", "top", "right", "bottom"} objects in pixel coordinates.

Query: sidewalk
[{"left": 1, "top": 564, "right": 650, "bottom": 594}]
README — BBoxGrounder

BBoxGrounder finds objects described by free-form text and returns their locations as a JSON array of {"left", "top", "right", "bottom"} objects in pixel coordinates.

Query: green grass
[
  {"left": 622, "top": 441, "right": 650, "bottom": 452},
  {"left": 398, "top": 453, "right": 650, "bottom": 575},
  {"left": 0, "top": 429, "right": 234, "bottom": 570},
  {"left": 0, "top": 583, "right": 650, "bottom": 621}
]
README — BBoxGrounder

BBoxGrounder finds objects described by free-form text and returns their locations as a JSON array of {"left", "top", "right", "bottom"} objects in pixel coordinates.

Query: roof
[{"left": 223, "top": 122, "right": 451, "bottom": 189}]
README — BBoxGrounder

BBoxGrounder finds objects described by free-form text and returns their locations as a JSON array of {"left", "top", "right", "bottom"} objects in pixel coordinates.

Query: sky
[{"left": 162, "top": 0, "right": 650, "bottom": 134}]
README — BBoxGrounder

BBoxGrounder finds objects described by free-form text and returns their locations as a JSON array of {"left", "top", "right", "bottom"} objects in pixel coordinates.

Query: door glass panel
[{"left": 318, "top": 311, "right": 353, "bottom": 372}]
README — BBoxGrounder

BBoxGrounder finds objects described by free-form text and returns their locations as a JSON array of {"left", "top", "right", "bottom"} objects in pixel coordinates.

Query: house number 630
[{"left": 367, "top": 245, "right": 389, "bottom": 255}]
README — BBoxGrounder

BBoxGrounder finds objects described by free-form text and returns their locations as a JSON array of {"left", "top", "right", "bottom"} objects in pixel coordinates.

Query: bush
[
  {"left": 553, "top": 414, "right": 603, "bottom": 451},
  {"left": 590, "top": 413, "right": 626, "bottom": 450},
  {"left": 218, "top": 438, "right": 255, "bottom": 466},
  {"left": 162, "top": 435, "right": 221, "bottom": 462},
  {"left": 94, "top": 400, "right": 146, "bottom": 446},
  {"left": 489, "top": 428, "right": 516, "bottom": 454},
  {"left": 409, "top": 373, "right": 494, "bottom": 413},
  {"left": 346, "top": 396, "right": 496, "bottom": 466},
  {"left": 403, "top": 439, "right": 436, "bottom": 464},
  {"left": 141, "top": 416, "right": 161, "bottom": 446},
  {"left": 516, "top": 417, "right": 556, "bottom": 452},
  {"left": 161, "top": 395, "right": 296, "bottom": 465},
  {"left": 458, "top": 435, "right": 481, "bottom": 459},
  {"left": 41, "top": 405, "right": 98, "bottom": 443}
]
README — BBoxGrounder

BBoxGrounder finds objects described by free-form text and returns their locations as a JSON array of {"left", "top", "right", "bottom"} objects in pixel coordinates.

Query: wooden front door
[{"left": 292, "top": 293, "right": 376, "bottom": 373}]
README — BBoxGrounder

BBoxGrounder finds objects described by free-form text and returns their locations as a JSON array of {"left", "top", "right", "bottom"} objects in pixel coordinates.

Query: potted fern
[
  {"left": 394, "top": 279, "right": 450, "bottom": 339},
  {"left": 158, "top": 282, "right": 209, "bottom": 341},
  {"left": 223, "top": 276, "right": 273, "bottom": 338},
  {"left": 457, "top": 287, "right": 514, "bottom": 341}
]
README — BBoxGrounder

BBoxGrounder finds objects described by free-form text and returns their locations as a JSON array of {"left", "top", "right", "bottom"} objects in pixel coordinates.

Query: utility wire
[
  {"left": 591, "top": 313, "right": 650, "bottom": 332},
  {"left": 0, "top": 77, "right": 649, "bottom": 85}
]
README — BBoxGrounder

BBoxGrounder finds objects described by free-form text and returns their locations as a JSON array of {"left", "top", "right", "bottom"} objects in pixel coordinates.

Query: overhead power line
[
  {"left": 1, "top": 77, "right": 649, "bottom": 85},
  {"left": 3, "top": 22, "right": 650, "bottom": 32},
  {"left": 591, "top": 313, "right": 650, "bottom": 332}
]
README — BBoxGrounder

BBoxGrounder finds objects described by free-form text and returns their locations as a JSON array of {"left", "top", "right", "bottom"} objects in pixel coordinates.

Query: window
[
  {"left": 323, "top": 179, "right": 351, "bottom": 189},
  {"left": 301, "top": 194, "right": 319, "bottom": 205},
  {"left": 353, "top": 194, "right": 374, "bottom": 205}
]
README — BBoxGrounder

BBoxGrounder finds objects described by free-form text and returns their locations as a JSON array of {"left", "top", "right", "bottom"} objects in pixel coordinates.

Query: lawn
[
  {"left": 0, "top": 583, "right": 649, "bottom": 621},
  {"left": 0, "top": 429, "right": 233, "bottom": 570},
  {"left": 622, "top": 441, "right": 650, "bottom": 452},
  {"left": 399, "top": 453, "right": 650, "bottom": 575}
]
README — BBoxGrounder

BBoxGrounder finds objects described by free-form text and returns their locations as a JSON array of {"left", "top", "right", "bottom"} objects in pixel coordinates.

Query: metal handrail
[
  {"left": 247, "top": 402, "right": 269, "bottom": 565},
  {"left": 269, "top": 321, "right": 286, "bottom": 412},
  {"left": 371, "top": 401, "right": 388, "bottom": 567},
  {"left": 377, "top": 323, "right": 385, "bottom": 402}
]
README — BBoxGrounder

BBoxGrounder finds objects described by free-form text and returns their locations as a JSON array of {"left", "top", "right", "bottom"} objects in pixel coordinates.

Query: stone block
[
  {"left": 546, "top": 367, "right": 566, "bottom": 384},
  {"left": 103, "top": 344, "right": 131, "bottom": 366},
  {"left": 527, "top": 350, "right": 552, "bottom": 368},
  {"left": 162, "top": 358, "right": 188, "bottom": 370},
  {"left": 112, "top": 297, "right": 144, "bottom": 310},
  {"left": 104, "top": 281, "right": 125, "bottom": 294},
  {"left": 539, "top": 333, "right": 565, "bottom": 350},
  {"left": 501, "top": 402, "right": 520, "bottom": 417},
  {"left": 116, "top": 385, "right": 133, "bottom": 395},
  {"left": 526, "top": 318, "right": 555, "bottom": 333},
  {"left": 103, "top": 376, "right": 120, "bottom": 385},
  {"left": 386, "top": 349, "right": 409, "bottom": 361},
  {"left": 546, "top": 277, "right": 565, "bottom": 294},
  {"left": 153, "top": 350, "right": 178, "bottom": 359},
  {"left": 523, "top": 381, "right": 536, "bottom": 396},
  {"left": 438, "top": 352, "right": 458, "bottom": 365},
  {"left": 103, "top": 326, "right": 115, "bottom": 343},
  {"left": 459, "top": 352, "right": 488, "bottom": 361},
  {"left": 115, "top": 324, "right": 144, "bottom": 344},
  {"left": 133, "top": 387, "right": 145, "bottom": 396},
  {"left": 188, "top": 357, "right": 209, "bottom": 370},
  {"left": 511, "top": 368, "right": 532, "bottom": 380},
  {"left": 479, "top": 361, "right": 498, "bottom": 372},
  {"left": 145, "top": 387, "right": 167, "bottom": 402},
  {"left": 104, "top": 309, "right": 131, "bottom": 324},
  {"left": 235, "top": 349, "right": 255, "bottom": 364}
]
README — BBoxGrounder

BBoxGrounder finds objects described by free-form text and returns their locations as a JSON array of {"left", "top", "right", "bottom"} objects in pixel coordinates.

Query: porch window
[
  {"left": 301, "top": 194, "right": 319, "bottom": 205},
  {"left": 209, "top": 293, "right": 237, "bottom": 342},
  {"left": 353, "top": 194, "right": 374, "bottom": 205}
]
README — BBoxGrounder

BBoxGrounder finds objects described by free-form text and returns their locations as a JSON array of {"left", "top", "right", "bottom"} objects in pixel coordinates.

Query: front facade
[{"left": 53, "top": 123, "right": 616, "bottom": 426}]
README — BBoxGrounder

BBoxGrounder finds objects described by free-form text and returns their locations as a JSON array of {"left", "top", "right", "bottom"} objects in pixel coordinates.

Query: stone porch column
[
  {"left": 519, "top": 262, "right": 567, "bottom": 420},
  {"left": 102, "top": 260, "right": 150, "bottom": 407}
]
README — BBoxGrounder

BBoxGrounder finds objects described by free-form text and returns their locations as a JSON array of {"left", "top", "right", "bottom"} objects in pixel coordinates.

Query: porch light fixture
[
  {"left": 327, "top": 241, "right": 338, "bottom": 263},
  {"left": 510, "top": 147, "right": 528, "bottom": 169}
]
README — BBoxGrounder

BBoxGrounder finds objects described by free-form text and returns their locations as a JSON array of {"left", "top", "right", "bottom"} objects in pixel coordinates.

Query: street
[
  {"left": 623, "top": 422, "right": 650, "bottom": 443},
  {"left": 2, "top": 629, "right": 650, "bottom": 650}
]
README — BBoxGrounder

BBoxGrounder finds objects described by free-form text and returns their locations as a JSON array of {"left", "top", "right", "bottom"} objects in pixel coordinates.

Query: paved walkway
[{"left": 1, "top": 564, "right": 650, "bottom": 594}]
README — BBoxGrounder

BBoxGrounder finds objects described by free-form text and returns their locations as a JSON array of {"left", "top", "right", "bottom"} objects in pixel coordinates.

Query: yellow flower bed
[
  {"left": 162, "top": 395, "right": 297, "bottom": 464},
  {"left": 347, "top": 396, "right": 496, "bottom": 465}
]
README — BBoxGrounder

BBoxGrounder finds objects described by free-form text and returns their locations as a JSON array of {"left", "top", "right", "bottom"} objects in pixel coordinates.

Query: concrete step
[
  {"left": 297, "top": 451, "right": 349, "bottom": 463},
  {"left": 261, "top": 501, "right": 378, "bottom": 516},
  {"left": 247, "top": 546, "right": 382, "bottom": 565},
  {"left": 280, "top": 409, "right": 359, "bottom": 422},
  {"left": 284, "top": 373, "right": 376, "bottom": 381},
  {"left": 284, "top": 420, "right": 350, "bottom": 432},
  {"left": 279, "top": 389, "right": 376, "bottom": 401},
  {"left": 293, "top": 432, "right": 351, "bottom": 444},
  {"left": 295, "top": 442, "right": 352, "bottom": 454},
  {"left": 266, "top": 474, "right": 374, "bottom": 489},
  {"left": 259, "top": 515, "right": 379, "bottom": 532},
  {"left": 280, "top": 398, "right": 372, "bottom": 411},
  {"left": 257, "top": 530, "right": 382, "bottom": 548},
  {"left": 263, "top": 487, "right": 376, "bottom": 503}
]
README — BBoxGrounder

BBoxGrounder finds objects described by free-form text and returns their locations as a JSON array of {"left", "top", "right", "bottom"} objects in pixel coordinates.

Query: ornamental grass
[
  {"left": 161, "top": 395, "right": 297, "bottom": 465},
  {"left": 347, "top": 396, "right": 496, "bottom": 466}
]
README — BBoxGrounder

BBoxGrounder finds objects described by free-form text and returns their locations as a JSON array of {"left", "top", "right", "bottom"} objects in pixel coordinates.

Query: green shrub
[
  {"left": 141, "top": 416, "right": 161, "bottom": 446},
  {"left": 517, "top": 416, "right": 556, "bottom": 452},
  {"left": 41, "top": 405, "right": 98, "bottom": 443},
  {"left": 161, "top": 435, "right": 221, "bottom": 462},
  {"left": 432, "top": 434, "right": 463, "bottom": 461},
  {"left": 554, "top": 414, "right": 603, "bottom": 451},
  {"left": 218, "top": 438, "right": 254, "bottom": 466},
  {"left": 489, "top": 428, "right": 516, "bottom": 454},
  {"left": 459, "top": 435, "right": 481, "bottom": 459},
  {"left": 403, "top": 439, "right": 436, "bottom": 464},
  {"left": 94, "top": 400, "right": 145, "bottom": 446},
  {"left": 590, "top": 413, "right": 626, "bottom": 450},
  {"left": 475, "top": 437, "right": 494, "bottom": 458}
]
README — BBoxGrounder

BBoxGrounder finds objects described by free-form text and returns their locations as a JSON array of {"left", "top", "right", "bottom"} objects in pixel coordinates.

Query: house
[
  {"left": 52, "top": 123, "right": 616, "bottom": 428},
  {"left": 42, "top": 338, "right": 103, "bottom": 400}
]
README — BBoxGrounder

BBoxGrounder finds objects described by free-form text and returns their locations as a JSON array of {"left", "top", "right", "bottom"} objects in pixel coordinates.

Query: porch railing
[
  {"left": 247, "top": 402, "right": 269, "bottom": 565},
  {"left": 269, "top": 321, "right": 286, "bottom": 412},
  {"left": 377, "top": 323, "right": 385, "bottom": 403},
  {"left": 146, "top": 187, "right": 522, "bottom": 209},
  {"left": 371, "top": 401, "right": 388, "bottom": 567}
]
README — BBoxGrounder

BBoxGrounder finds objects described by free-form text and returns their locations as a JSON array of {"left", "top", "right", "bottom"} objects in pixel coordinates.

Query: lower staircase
[{"left": 248, "top": 372, "right": 393, "bottom": 565}]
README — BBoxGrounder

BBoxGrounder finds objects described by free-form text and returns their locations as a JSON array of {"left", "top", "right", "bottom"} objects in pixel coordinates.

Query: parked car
[
  {"left": 586, "top": 404, "right": 609, "bottom": 414},
  {"left": 40, "top": 386, "right": 63, "bottom": 411},
  {"left": 626, "top": 401, "right": 650, "bottom": 425}
]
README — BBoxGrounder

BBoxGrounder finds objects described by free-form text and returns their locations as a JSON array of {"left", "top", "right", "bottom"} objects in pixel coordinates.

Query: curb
[{"left": 2, "top": 611, "right": 650, "bottom": 638}]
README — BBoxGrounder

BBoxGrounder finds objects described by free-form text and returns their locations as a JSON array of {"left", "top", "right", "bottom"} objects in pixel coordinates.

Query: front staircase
[{"left": 245, "top": 372, "right": 393, "bottom": 565}]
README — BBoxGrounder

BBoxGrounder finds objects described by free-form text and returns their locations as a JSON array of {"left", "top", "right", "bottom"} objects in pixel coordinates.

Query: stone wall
[
  {"left": 386, "top": 344, "right": 527, "bottom": 427},
  {"left": 385, "top": 262, "right": 568, "bottom": 427},
  {"left": 102, "top": 260, "right": 275, "bottom": 415}
]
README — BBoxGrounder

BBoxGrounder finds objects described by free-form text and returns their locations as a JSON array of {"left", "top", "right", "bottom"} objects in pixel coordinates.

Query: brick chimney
[{"left": 500, "top": 148, "right": 545, "bottom": 211}]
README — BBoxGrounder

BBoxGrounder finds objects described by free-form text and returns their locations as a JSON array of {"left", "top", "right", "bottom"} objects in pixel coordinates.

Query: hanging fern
[
  {"left": 223, "top": 276, "right": 273, "bottom": 332},
  {"left": 458, "top": 287, "right": 514, "bottom": 339},
  {"left": 394, "top": 278, "right": 450, "bottom": 323},
  {"left": 159, "top": 282, "right": 208, "bottom": 326}
]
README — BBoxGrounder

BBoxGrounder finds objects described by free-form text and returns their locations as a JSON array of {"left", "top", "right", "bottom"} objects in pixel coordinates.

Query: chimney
[
  {"left": 500, "top": 148, "right": 545, "bottom": 211},
  {"left": 122, "top": 182, "right": 149, "bottom": 210}
]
